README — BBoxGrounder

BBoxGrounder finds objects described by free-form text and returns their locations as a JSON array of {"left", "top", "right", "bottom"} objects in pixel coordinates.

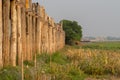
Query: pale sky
[{"left": 33, "top": 0, "right": 120, "bottom": 37}]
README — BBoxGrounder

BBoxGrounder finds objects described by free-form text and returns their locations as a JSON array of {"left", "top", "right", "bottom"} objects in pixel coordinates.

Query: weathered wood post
[
  {"left": 26, "top": 12, "right": 31, "bottom": 60},
  {"left": 53, "top": 27, "right": 56, "bottom": 52},
  {"left": 42, "top": 13, "right": 48, "bottom": 53},
  {"left": 36, "top": 4, "right": 41, "bottom": 54},
  {"left": 44, "top": 14, "right": 49, "bottom": 53},
  {"left": 21, "top": 0, "right": 27, "bottom": 80},
  {"left": 38, "top": 6, "right": 42, "bottom": 54},
  {"left": 54, "top": 25, "right": 57, "bottom": 52},
  {"left": 0, "top": 0, "right": 3, "bottom": 67},
  {"left": 16, "top": 0, "right": 22, "bottom": 66},
  {"left": 28, "top": 0, "right": 32, "bottom": 60},
  {"left": 2, "top": 0, "right": 10, "bottom": 66},
  {"left": 56, "top": 25, "right": 59, "bottom": 50},
  {"left": 32, "top": 3, "right": 36, "bottom": 55},
  {"left": 10, "top": 0, "right": 17, "bottom": 66},
  {"left": 58, "top": 25, "right": 61, "bottom": 50},
  {"left": 29, "top": 12, "right": 33, "bottom": 60},
  {"left": 54, "top": 24, "right": 58, "bottom": 51},
  {"left": 48, "top": 17, "right": 53, "bottom": 53},
  {"left": 59, "top": 24, "right": 62, "bottom": 49},
  {"left": 21, "top": 0, "right": 27, "bottom": 61},
  {"left": 40, "top": 6, "right": 46, "bottom": 53},
  {"left": 48, "top": 25, "right": 50, "bottom": 53},
  {"left": 40, "top": 6, "right": 44, "bottom": 53},
  {"left": 52, "top": 28, "right": 55, "bottom": 52},
  {"left": 52, "top": 20, "right": 56, "bottom": 52},
  {"left": 34, "top": 3, "right": 38, "bottom": 54},
  {"left": 14, "top": 2, "right": 23, "bottom": 77},
  {"left": 62, "top": 30, "right": 64, "bottom": 48},
  {"left": 26, "top": 0, "right": 33, "bottom": 61}
]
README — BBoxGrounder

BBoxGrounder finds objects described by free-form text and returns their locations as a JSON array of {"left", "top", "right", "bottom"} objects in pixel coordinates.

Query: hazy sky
[{"left": 33, "top": 0, "right": 120, "bottom": 37}]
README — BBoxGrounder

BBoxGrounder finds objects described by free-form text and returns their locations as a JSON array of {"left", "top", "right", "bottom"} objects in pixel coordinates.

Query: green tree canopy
[{"left": 60, "top": 20, "right": 82, "bottom": 45}]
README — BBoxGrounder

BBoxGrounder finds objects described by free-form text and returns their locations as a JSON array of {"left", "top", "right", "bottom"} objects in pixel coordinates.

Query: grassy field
[
  {"left": 0, "top": 41, "right": 120, "bottom": 80},
  {"left": 81, "top": 41, "right": 120, "bottom": 50}
]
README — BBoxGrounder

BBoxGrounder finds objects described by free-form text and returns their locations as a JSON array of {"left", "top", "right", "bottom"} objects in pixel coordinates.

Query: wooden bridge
[{"left": 0, "top": 0, "right": 65, "bottom": 67}]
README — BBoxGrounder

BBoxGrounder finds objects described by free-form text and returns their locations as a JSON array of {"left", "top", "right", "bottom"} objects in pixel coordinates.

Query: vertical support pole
[
  {"left": 51, "top": 20, "right": 55, "bottom": 52},
  {"left": 38, "top": 8, "right": 41, "bottom": 54},
  {"left": 39, "top": 20, "right": 43, "bottom": 53},
  {"left": 3, "top": 0, "right": 10, "bottom": 66},
  {"left": 44, "top": 15, "right": 49, "bottom": 53},
  {"left": 41, "top": 21, "right": 44, "bottom": 53},
  {"left": 21, "top": 1, "right": 25, "bottom": 79},
  {"left": 26, "top": 0, "right": 32, "bottom": 61},
  {"left": 26, "top": 13, "right": 30, "bottom": 60},
  {"left": 36, "top": 4, "right": 41, "bottom": 54},
  {"left": 40, "top": 6, "right": 46, "bottom": 53},
  {"left": 35, "top": 14, "right": 37, "bottom": 54},
  {"left": 38, "top": 6, "right": 42, "bottom": 54},
  {"left": 17, "top": 0, "right": 22, "bottom": 66},
  {"left": 21, "top": 0, "right": 27, "bottom": 61},
  {"left": 56, "top": 28, "right": 58, "bottom": 50},
  {"left": 52, "top": 27, "right": 54, "bottom": 52},
  {"left": 48, "top": 18, "right": 53, "bottom": 53},
  {"left": 53, "top": 28, "right": 56, "bottom": 52},
  {"left": 50, "top": 27, "right": 53, "bottom": 53},
  {"left": 10, "top": 0, "right": 17, "bottom": 66},
  {"left": 29, "top": 13, "right": 32, "bottom": 60},
  {"left": 32, "top": 4, "right": 36, "bottom": 55},
  {"left": 0, "top": 0, "right": 3, "bottom": 67}
]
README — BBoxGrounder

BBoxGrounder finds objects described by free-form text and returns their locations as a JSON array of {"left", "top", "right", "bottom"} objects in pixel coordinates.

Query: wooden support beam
[
  {"left": 17, "top": 0, "right": 22, "bottom": 66},
  {"left": 10, "top": 0, "right": 17, "bottom": 66},
  {"left": 2, "top": 0, "right": 10, "bottom": 67},
  {"left": 36, "top": 5, "right": 41, "bottom": 54},
  {"left": 49, "top": 26, "right": 53, "bottom": 53},
  {"left": 0, "top": 0, "right": 3, "bottom": 67},
  {"left": 40, "top": 20, "right": 43, "bottom": 53},
  {"left": 32, "top": 12, "right": 36, "bottom": 56},
  {"left": 26, "top": 14, "right": 31, "bottom": 60},
  {"left": 21, "top": 2, "right": 26, "bottom": 79},
  {"left": 21, "top": 3, "right": 27, "bottom": 61}
]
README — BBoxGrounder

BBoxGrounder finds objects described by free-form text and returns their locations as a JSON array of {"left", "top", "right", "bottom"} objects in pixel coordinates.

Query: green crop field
[{"left": 81, "top": 41, "right": 120, "bottom": 50}]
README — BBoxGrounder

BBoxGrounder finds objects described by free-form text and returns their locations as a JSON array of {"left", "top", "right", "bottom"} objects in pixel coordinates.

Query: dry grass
[{"left": 65, "top": 48, "right": 120, "bottom": 78}]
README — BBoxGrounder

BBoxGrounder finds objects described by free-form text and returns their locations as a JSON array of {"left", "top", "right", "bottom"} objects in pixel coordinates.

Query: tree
[{"left": 61, "top": 20, "right": 82, "bottom": 45}]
